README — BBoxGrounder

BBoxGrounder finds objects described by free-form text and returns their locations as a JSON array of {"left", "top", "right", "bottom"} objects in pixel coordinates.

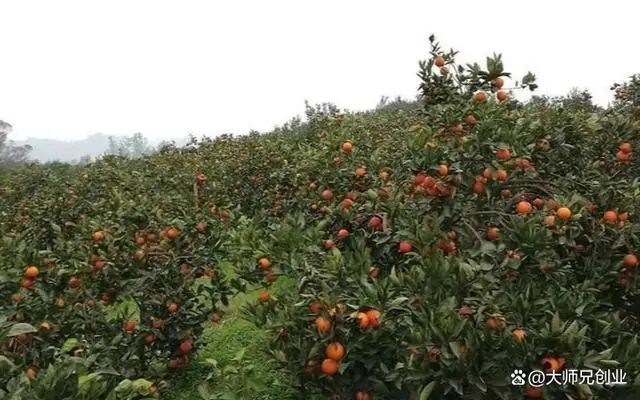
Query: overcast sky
[{"left": 1, "top": 1, "right": 638, "bottom": 141}]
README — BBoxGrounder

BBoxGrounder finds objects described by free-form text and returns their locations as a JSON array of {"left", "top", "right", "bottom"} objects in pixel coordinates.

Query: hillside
[{"left": 1, "top": 38, "right": 640, "bottom": 400}]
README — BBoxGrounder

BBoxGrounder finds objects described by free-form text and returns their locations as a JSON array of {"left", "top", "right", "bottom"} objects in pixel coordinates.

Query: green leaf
[
  {"left": 419, "top": 381, "right": 437, "bottom": 400},
  {"left": 479, "top": 241, "right": 496, "bottom": 254},
  {"left": 0, "top": 356, "right": 16, "bottom": 371},
  {"left": 78, "top": 372, "right": 100, "bottom": 393},
  {"left": 131, "top": 378, "right": 153, "bottom": 393},
  {"left": 7, "top": 323, "right": 37, "bottom": 337},
  {"left": 389, "top": 296, "right": 409, "bottom": 307},
  {"left": 232, "top": 348, "right": 246, "bottom": 362},
  {"left": 61, "top": 338, "right": 79, "bottom": 353},
  {"left": 449, "top": 342, "right": 464, "bottom": 359},
  {"left": 551, "top": 312, "right": 561, "bottom": 334}
]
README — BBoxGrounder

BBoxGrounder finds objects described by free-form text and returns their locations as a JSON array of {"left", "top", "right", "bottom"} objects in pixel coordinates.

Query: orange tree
[
  {"left": 0, "top": 156, "right": 233, "bottom": 395},
  {"left": 234, "top": 37, "right": 640, "bottom": 399}
]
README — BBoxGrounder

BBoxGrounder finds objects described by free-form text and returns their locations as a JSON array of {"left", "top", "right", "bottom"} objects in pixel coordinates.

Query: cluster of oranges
[
  {"left": 616, "top": 142, "right": 632, "bottom": 162},
  {"left": 20, "top": 265, "right": 40, "bottom": 289},
  {"left": 309, "top": 301, "right": 382, "bottom": 379}
]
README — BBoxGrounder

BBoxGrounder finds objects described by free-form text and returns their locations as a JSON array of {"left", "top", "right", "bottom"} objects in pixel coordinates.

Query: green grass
[{"left": 165, "top": 264, "right": 297, "bottom": 400}]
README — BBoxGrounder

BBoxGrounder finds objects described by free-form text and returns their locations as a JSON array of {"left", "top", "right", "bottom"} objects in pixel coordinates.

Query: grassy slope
[{"left": 165, "top": 264, "right": 296, "bottom": 400}]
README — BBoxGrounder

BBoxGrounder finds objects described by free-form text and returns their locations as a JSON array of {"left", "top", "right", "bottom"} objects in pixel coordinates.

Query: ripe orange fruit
[
  {"left": 603, "top": 210, "right": 618, "bottom": 224},
  {"left": 342, "top": 198, "right": 354, "bottom": 209},
  {"left": 355, "top": 167, "right": 366, "bottom": 177},
  {"left": 496, "top": 147, "right": 511, "bottom": 161},
  {"left": 496, "top": 90, "right": 508, "bottom": 102},
  {"left": 368, "top": 216, "right": 382, "bottom": 230},
  {"left": 92, "top": 231, "right": 105, "bottom": 241},
  {"left": 438, "top": 164, "right": 448, "bottom": 176},
  {"left": 544, "top": 215, "right": 556, "bottom": 228},
  {"left": 323, "top": 239, "right": 335, "bottom": 249},
  {"left": 487, "top": 227, "right": 500, "bottom": 241},
  {"left": 68, "top": 276, "right": 81, "bottom": 288},
  {"left": 24, "top": 266, "right": 39, "bottom": 278},
  {"left": 620, "top": 142, "right": 632, "bottom": 154},
  {"left": 398, "top": 240, "right": 412, "bottom": 253},
  {"left": 496, "top": 169, "right": 508, "bottom": 181},
  {"left": 123, "top": 320, "right": 137, "bottom": 332},
  {"left": 523, "top": 385, "right": 542, "bottom": 398},
  {"left": 516, "top": 201, "right": 533, "bottom": 215},
  {"left": 481, "top": 168, "right": 493, "bottom": 180},
  {"left": 166, "top": 227, "right": 179, "bottom": 240},
  {"left": 25, "top": 368, "right": 37, "bottom": 379},
  {"left": 472, "top": 181, "right": 485, "bottom": 194},
  {"left": 434, "top": 55, "right": 445, "bottom": 67},
  {"left": 616, "top": 150, "right": 630, "bottom": 161},
  {"left": 310, "top": 301, "right": 322, "bottom": 314},
  {"left": 623, "top": 254, "right": 638, "bottom": 268},
  {"left": 356, "top": 392, "right": 371, "bottom": 400},
  {"left": 413, "top": 173, "right": 426, "bottom": 185},
  {"left": 422, "top": 176, "right": 436, "bottom": 188},
  {"left": 342, "top": 142, "right": 353, "bottom": 152},
  {"left": 366, "top": 309, "right": 381, "bottom": 328},
  {"left": 619, "top": 211, "right": 629, "bottom": 221},
  {"left": 321, "top": 190, "right": 333, "bottom": 201},
  {"left": 315, "top": 317, "right": 332, "bottom": 333},
  {"left": 451, "top": 123, "right": 464, "bottom": 133},
  {"left": 135, "top": 236, "right": 146, "bottom": 245},
  {"left": 473, "top": 91, "right": 487, "bottom": 103},
  {"left": 466, "top": 115, "right": 477, "bottom": 126},
  {"left": 179, "top": 340, "right": 193, "bottom": 354},
  {"left": 512, "top": 328, "right": 527, "bottom": 342},
  {"left": 321, "top": 358, "right": 339, "bottom": 376},
  {"left": 93, "top": 259, "right": 106, "bottom": 270},
  {"left": 258, "top": 257, "right": 272, "bottom": 270},
  {"left": 196, "top": 223, "right": 206, "bottom": 233},
  {"left": 337, "top": 229, "right": 350, "bottom": 240},
  {"left": 541, "top": 357, "right": 562, "bottom": 373},
  {"left": 492, "top": 77, "right": 505, "bottom": 89},
  {"left": 258, "top": 291, "right": 270, "bottom": 303},
  {"left": 556, "top": 207, "right": 572, "bottom": 221},
  {"left": 167, "top": 303, "right": 179, "bottom": 313},
  {"left": 547, "top": 199, "right": 560, "bottom": 211},
  {"left": 144, "top": 334, "right": 155, "bottom": 345},
  {"left": 533, "top": 198, "right": 544, "bottom": 208},
  {"left": 326, "top": 342, "right": 345, "bottom": 361},
  {"left": 357, "top": 312, "right": 370, "bottom": 329}
]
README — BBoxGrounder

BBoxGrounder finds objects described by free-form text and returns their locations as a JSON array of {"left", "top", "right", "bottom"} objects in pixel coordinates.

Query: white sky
[{"left": 1, "top": 1, "right": 638, "bottom": 141}]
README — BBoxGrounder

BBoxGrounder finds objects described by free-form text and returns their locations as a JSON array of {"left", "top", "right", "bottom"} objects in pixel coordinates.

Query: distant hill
[{"left": 14, "top": 133, "right": 188, "bottom": 163}]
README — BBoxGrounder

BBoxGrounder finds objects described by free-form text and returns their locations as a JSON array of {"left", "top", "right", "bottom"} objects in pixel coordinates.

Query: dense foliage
[{"left": 1, "top": 36, "right": 639, "bottom": 399}]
